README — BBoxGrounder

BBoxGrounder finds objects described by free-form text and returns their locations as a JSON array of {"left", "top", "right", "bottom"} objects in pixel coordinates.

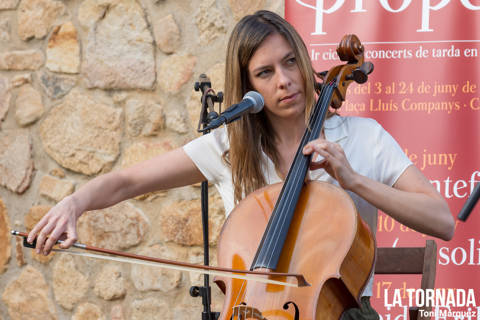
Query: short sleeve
[
  {"left": 182, "top": 127, "right": 230, "bottom": 183},
  {"left": 373, "top": 123, "right": 413, "bottom": 187}
]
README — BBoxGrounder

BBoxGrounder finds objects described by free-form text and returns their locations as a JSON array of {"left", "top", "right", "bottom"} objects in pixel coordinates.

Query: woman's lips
[{"left": 280, "top": 92, "right": 298, "bottom": 103}]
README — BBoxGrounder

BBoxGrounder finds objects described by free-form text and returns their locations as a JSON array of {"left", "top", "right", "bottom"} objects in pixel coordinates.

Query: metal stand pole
[{"left": 189, "top": 74, "right": 223, "bottom": 320}]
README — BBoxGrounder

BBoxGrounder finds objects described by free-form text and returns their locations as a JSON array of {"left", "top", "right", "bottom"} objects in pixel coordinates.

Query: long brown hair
[{"left": 224, "top": 10, "right": 317, "bottom": 204}]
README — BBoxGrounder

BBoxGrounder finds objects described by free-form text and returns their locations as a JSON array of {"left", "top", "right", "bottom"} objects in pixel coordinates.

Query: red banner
[{"left": 286, "top": 1, "right": 480, "bottom": 318}]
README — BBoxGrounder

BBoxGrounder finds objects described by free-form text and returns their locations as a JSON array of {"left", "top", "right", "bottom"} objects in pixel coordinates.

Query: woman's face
[{"left": 247, "top": 33, "right": 306, "bottom": 122}]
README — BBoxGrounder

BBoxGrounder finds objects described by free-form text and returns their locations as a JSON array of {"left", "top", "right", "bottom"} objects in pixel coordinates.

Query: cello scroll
[{"left": 322, "top": 34, "right": 374, "bottom": 109}]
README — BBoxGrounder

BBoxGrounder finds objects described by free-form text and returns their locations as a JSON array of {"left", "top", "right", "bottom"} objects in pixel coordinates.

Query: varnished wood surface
[{"left": 215, "top": 181, "right": 375, "bottom": 320}]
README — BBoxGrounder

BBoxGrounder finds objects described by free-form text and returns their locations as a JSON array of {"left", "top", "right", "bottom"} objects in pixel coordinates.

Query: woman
[{"left": 28, "top": 10, "right": 454, "bottom": 318}]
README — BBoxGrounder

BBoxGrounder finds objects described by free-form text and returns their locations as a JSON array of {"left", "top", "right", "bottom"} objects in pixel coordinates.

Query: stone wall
[{"left": 0, "top": 0, "right": 284, "bottom": 319}]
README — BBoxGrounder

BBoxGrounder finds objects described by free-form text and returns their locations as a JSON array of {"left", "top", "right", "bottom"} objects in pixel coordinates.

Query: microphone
[
  {"left": 203, "top": 91, "right": 264, "bottom": 131},
  {"left": 458, "top": 183, "right": 480, "bottom": 222}
]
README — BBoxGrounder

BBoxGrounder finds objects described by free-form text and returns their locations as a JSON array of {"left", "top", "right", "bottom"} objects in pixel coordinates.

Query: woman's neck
[
  {"left": 264, "top": 113, "right": 306, "bottom": 179},
  {"left": 270, "top": 114, "right": 306, "bottom": 149}
]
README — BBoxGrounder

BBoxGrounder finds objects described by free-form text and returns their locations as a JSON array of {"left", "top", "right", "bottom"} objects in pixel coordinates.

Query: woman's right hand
[
  {"left": 27, "top": 195, "right": 82, "bottom": 255},
  {"left": 25, "top": 147, "right": 206, "bottom": 255}
]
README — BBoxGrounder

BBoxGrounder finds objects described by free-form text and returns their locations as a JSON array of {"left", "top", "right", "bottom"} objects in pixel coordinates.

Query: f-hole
[{"left": 283, "top": 301, "right": 300, "bottom": 320}]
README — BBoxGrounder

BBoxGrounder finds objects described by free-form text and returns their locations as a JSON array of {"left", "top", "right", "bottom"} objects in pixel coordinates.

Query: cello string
[
  {"left": 264, "top": 84, "right": 333, "bottom": 269},
  {"left": 230, "top": 82, "right": 334, "bottom": 315},
  {"left": 233, "top": 279, "right": 247, "bottom": 313},
  {"left": 235, "top": 85, "right": 330, "bottom": 314},
  {"left": 261, "top": 82, "right": 330, "bottom": 268},
  {"left": 267, "top": 82, "right": 334, "bottom": 267},
  {"left": 259, "top": 83, "right": 328, "bottom": 268},
  {"left": 262, "top": 82, "right": 335, "bottom": 268}
]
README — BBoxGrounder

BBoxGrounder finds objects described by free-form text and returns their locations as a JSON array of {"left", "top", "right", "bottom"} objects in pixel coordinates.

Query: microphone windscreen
[{"left": 244, "top": 91, "right": 264, "bottom": 113}]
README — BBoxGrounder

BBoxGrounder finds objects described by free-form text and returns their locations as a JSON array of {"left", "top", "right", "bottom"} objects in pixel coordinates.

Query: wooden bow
[{"left": 11, "top": 230, "right": 309, "bottom": 288}]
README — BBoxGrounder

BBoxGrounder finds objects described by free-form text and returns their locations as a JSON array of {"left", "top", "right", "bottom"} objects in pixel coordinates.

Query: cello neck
[
  {"left": 250, "top": 82, "right": 335, "bottom": 271},
  {"left": 250, "top": 34, "right": 374, "bottom": 272}
]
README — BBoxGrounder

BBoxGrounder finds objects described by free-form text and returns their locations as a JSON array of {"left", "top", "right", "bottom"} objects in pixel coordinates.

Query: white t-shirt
[
  {"left": 184, "top": 114, "right": 411, "bottom": 230},
  {"left": 183, "top": 114, "right": 412, "bottom": 296}
]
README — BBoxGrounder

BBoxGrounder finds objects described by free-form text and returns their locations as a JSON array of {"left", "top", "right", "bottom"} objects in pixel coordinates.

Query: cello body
[{"left": 215, "top": 181, "right": 375, "bottom": 319}]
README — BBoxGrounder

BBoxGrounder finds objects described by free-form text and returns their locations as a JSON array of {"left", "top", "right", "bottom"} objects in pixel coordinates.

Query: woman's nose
[{"left": 276, "top": 68, "right": 291, "bottom": 89}]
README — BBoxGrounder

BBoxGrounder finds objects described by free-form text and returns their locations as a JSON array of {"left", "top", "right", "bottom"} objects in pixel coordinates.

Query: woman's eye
[
  {"left": 257, "top": 69, "right": 271, "bottom": 77},
  {"left": 287, "top": 57, "right": 296, "bottom": 65}
]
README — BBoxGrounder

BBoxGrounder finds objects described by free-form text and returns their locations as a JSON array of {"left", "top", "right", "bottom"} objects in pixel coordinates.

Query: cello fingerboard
[{"left": 250, "top": 82, "right": 336, "bottom": 271}]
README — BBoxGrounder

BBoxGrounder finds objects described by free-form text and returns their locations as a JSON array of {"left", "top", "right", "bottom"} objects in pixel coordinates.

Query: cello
[{"left": 215, "top": 34, "right": 376, "bottom": 320}]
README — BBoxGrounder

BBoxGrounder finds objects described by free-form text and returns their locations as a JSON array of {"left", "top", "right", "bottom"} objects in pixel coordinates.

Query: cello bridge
[{"left": 232, "top": 304, "right": 267, "bottom": 320}]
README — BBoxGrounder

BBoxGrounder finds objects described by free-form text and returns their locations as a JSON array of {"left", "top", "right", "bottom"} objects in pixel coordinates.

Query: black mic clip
[{"left": 195, "top": 74, "right": 223, "bottom": 133}]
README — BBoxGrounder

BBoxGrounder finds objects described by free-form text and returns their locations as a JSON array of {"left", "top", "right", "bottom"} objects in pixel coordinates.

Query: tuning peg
[{"left": 346, "top": 62, "right": 374, "bottom": 84}]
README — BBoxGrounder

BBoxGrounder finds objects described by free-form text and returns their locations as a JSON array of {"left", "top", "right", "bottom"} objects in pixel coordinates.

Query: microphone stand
[
  {"left": 189, "top": 74, "right": 222, "bottom": 320},
  {"left": 458, "top": 182, "right": 480, "bottom": 222}
]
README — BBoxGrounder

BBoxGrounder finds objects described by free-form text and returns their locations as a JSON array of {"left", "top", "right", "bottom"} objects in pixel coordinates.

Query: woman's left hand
[
  {"left": 302, "top": 138, "right": 358, "bottom": 190},
  {"left": 303, "top": 139, "right": 455, "bottom": 241}
]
